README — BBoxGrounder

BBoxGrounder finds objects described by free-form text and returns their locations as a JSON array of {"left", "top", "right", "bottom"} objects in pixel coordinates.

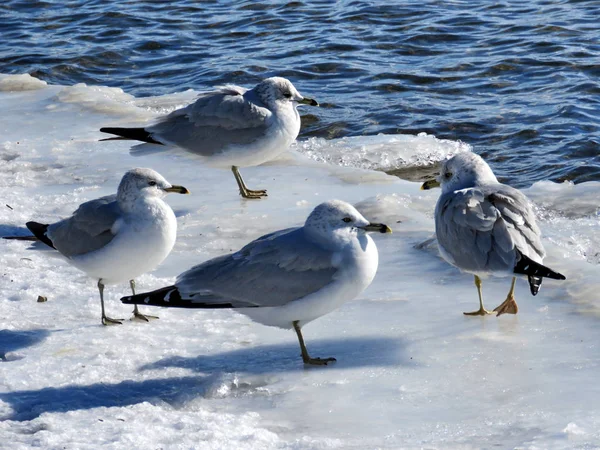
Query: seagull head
[
  {"left": 117, "top": 168, "right": 190, "bottom": 206},
  {"left": 255, "top": 77, "right": 318, "bottom": 110},
  {"left": 304, "top": 200, "right": 391, "bottom": 246},
  {"left": 421, "top": 152, "right": 498, "bottom": 194}
]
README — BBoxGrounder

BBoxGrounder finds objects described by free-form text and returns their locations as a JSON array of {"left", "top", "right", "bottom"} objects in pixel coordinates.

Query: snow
[{"left": 1, "top": 73, "right": 599, "bottom": 449}]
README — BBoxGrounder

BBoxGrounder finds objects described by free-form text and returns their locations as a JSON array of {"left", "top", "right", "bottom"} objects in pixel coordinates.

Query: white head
[
  {"left": 117, "top": 168, "right": 189, "bottom": 209},
  {"left": 254, "top": 77, "right": 318, "bottom": 110},
  {"left": 304, "top": 200, "right": 391, "bottom": 247},
  {"left": 433, "top": 152, "right": 498, "bottom": 194}
]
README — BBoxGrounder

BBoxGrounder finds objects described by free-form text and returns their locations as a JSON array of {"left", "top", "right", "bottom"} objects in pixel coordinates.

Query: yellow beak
[
  {"left": 361, "top": 223, "right": 392, "bottom": 234},
  {"left": 420, "top": 179, "right": 441, "bottom": 190},
  {"left": 164, "top": 185, "right": 190, "bottom": 194},
  {"left": 298, "top": 97, "right": 319, "bottom": 106}
]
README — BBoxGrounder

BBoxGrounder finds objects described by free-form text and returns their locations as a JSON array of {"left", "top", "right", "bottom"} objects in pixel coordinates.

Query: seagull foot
[
  {"left": 303, "top": 356, "right": 337, "bottom": 366},
  {"left": 131, "top": 311, "right": 159, "bottom": 322},
  {"left": 463, "top": 307, "right": 496, "bottom": 316},
  {"left": 239, "top": 188, "right": 268, "bottom": 199},
  {"left": 102, "top": 316, "right": 124, "bottom": 326},
  {"left": 493, "top": 297, "right": 519, "bottom": 317}
]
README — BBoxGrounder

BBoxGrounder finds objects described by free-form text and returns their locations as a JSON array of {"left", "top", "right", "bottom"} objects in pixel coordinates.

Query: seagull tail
[
  {"left": 513, "top": 253, "right": 565, "bottom": 296},
  {"left": 120, "top": 286, "right": 236, "bottom": 309},
  {"left": 25, "top": 222, "right": 55, "bottom": 249},
  {"left": 99, "top": 127, "right": 164, "bottom": 145}
]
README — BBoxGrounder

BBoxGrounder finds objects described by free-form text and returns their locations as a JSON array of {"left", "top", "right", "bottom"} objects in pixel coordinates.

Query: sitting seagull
[
  {"left": 421, "top": 152, "right": 565, "bottom": 316},
  {"left": 100, "top": 77, "right": 318, "bottom": 200},
  {"left": 121, "top": 200, "right": 392, "bottom": 365},
  {"left": 23, "top": 168, "right": 189, "bottom": 325}
]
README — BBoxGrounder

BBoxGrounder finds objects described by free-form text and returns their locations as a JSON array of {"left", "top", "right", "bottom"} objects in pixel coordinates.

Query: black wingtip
[
  {"left": 528, "top": 276, "right": 542, "bottom": 296},
  {"left": 99, "top": 127, "right": 164, "bottom": 145},
  {"left": 121, "top": 285, "right": 181, "bottom": 306},
  {"left": 121, "top": 286, "right": 238, "bottom": 309},
  {"left": 25, "top": 221, "right": 55, "bottom": 249},
  {"left": 514, "top": 253, "right": 566, "bottom": 287}
]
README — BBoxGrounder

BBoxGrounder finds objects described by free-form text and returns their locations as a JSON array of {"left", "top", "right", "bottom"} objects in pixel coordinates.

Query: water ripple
[{"left": 0, "top": 0, "right": 599, "bottom": 186}]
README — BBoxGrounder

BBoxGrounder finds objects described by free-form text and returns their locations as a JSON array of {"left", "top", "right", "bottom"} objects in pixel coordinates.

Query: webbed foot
[
  {"left": 493, "top": 297, "right": 519, "bottom": 317},
  {"left": 463, "top": 307, "right": 496, "bottom": 316},
  {"left": 303, "top": 356, "right": 337, "bottom": 366},
  {"left": 102, "top": 316, "right": 124, "bottom": 326}
]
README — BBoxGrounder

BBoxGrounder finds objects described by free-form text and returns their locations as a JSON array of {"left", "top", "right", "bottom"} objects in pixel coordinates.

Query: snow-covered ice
[{"left": 1, "top": 74, "right": 599, "bottom": 449}]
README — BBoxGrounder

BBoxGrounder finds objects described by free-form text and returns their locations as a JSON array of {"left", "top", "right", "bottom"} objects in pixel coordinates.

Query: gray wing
[
  {"left": 175, "top": 227, "right": 339, "bottom": 308},
  {"left": 435, "top": 184, "right": 545, "bottom": 273},
  {"left": 147, "top": 85, "right": 270, "bottom": 156},
  {"left": 47, "top": 195, "right": 121, "bottom": 257}
]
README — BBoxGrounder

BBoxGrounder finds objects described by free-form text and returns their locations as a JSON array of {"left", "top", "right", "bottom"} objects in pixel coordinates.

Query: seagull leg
[
  {"left": 231, "top": 166, "right": 267, "bottom": 199},
  {"left": 129, "top": 279, "right": 159, "bottom": 322},
  {"left": 463, "top": 275, "right": 496, "bottom": 316},
  {"left": 98, "top": 280, "right": 123, "bottom": 325},
  {"left": 493, "top": 277, "right": 519, "bottom": 317},
  {"left": 293, "top": 321, "right": 336, "bottom": 366}
]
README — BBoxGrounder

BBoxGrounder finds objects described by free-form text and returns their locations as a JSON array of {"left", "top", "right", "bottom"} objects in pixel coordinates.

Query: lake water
[{"left": 2, "top": 0, "right": 599, "bottom": 186}]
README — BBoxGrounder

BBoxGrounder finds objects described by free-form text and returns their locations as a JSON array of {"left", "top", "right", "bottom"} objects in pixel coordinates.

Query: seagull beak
[
  {"left": 164, "top": 185, "right": 190, "bottom": 194},
  {"left": 360, "top": 223, "right": 392, "bottom": 234},
  {"left": 298, "top": 97, "right": 319, "bottom": 106},
  {"left": 420, "top": 179, "right": 440, "bottom": 190}
]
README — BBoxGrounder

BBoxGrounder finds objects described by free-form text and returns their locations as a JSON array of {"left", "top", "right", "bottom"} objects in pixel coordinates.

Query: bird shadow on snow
[
  {"left": 1, "top": 223, "right": 57, "bottom": 253},
  {"left": 0, "top": 224, "right": 31, "bottom": 238},
  {"left": 140, "top": 335, "right": 410, "bottom": 374},
  {"left": 0, "top": 329, "right": 51, "bottom": 361},
  {"left": 0, "top": 336, "right": 410, "bottom": 421},
  {"left": 0, "top": 375, "right": 215, "bottom": 421}
]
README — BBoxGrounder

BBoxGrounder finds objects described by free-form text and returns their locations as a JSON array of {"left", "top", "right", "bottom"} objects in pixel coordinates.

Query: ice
[
  {"left": 0, "top": 74, "right": 47, "bottom": 92},
  {"left": 2, "top": 74, "right": 600, "bottom": 448},
  {"left": 293, "top": 133, "right": 471, "bottom": 181}
]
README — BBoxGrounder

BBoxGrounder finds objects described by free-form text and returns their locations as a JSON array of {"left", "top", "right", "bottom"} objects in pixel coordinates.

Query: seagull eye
[
  {"left": 148, "top": 181, "right": 157, "bottom": 186},
  {"left": 283, "top": 92, "right": 292, "bottom": 99},
  {"left": 342, "top": 217, "right": 352, "bottom": 223},
  {"left": 444, "top": 172, "right": 452, "bottom": 179}
]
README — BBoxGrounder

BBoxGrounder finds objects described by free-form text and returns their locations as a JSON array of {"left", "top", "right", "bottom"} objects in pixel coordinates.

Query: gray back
[
  {"left": 176, "top": 227, "right": 339, "bottom": 308},
  {"left": 435, "top": 183, "right": 545, "bottom": 273},
  {"left": 47, "top": 195, "right": 121, "bottom": 257},
  {"left": 148, "top": 86, "right": 270, "bottom": 156}
]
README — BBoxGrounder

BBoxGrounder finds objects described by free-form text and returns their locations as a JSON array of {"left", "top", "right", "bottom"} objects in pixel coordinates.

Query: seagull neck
[
  {"left": 270, "top": 101, "right": 296, "bottom": 118},
  {"left": 304, "top": 227, "right": 357, "bottom": 252},
  {"left": 118, "top": 195, "right": 164, "bottom": 215},
  {"left": 444, "top": 173, "right": 499, "bottom": 193},
  {"left": 272, "top": 104, "right": 300, "bottom": 139}
]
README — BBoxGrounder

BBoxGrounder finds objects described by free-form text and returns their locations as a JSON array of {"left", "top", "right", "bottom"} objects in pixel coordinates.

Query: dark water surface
[{"left": 1, "top": 0, "right": 599, "bottom": 187}]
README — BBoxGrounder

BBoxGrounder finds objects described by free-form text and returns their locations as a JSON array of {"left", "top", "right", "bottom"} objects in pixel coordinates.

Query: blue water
[{"left": 1, "top": 0, "right": 599, "bottom": 187}]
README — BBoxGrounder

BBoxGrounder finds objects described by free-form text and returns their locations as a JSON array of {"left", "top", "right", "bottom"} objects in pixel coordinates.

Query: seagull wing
[
  {"left": 147, "top": 85, "right": 271, "bottom": 156},
  {"left": 128, "top": 227, "right": 339, "bottom": 309},
  {"left": 46, "top": 195, "right": 122, "bottom": 258},
  {"left": 435, "top": 184, "right": 545, "bottom": 274}
]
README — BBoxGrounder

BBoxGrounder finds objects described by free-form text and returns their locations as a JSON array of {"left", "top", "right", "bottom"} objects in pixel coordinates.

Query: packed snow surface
[{"left": 1, "top": 74, "right": 599, "bottom": 449}]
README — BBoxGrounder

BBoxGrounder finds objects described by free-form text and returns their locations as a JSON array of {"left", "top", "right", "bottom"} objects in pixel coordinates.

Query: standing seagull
[
  {"left": 100, "top": 77, "right": 318, "bottom": 199},
  {"left": 22, "top": 169, "right": 189, "bottom": 325},
  {"left": 121, "top": 200, "right": 392, "bottom": 365},
  {"left": 421, "top": 152, "right": 565, "bottom": 316}
]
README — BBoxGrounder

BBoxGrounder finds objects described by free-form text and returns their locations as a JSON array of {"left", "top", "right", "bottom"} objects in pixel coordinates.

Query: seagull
[
  {"left": 121, "top": 200, "right": 392, "bottom": 365},
  {"left": 100, "top": 77, "right": 318, "bottom": 199},
  {"left": 19, "top": 168, "right": 189, "bottom": 325},
  {"left": 421, "top": 152, "right": 566, "bottom": 316}
]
